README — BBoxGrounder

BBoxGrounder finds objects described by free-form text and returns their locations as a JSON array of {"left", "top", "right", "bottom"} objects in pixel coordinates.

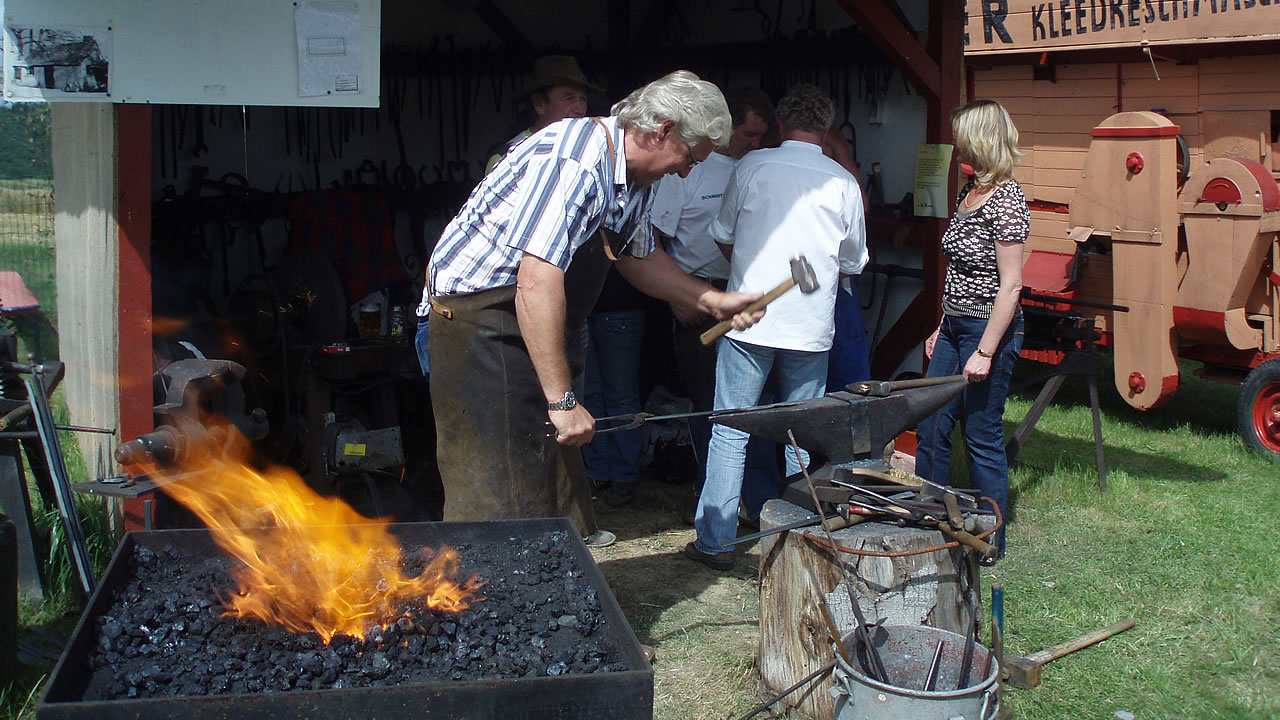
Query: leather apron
[{"left": 427, "top": 118, "right": 625, "bottom": 535}]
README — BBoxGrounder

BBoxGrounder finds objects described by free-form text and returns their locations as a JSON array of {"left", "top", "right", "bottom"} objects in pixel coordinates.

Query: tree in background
[{"left": 0, "top": 103, "right": 52, "bottom": 179}]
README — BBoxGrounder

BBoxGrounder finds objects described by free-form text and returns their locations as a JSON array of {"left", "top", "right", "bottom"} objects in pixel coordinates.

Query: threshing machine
[{"left": 1021, "top": 111, "right": 1280, "bottom": 456}]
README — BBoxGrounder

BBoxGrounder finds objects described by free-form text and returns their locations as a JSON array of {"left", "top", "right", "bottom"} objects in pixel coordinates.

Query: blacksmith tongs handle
[
  {"left": 593, "top": 412, "right": 654, "bottom": 433},
  {"left": 593, "top": 408, "right": 722, "bottom": 434}
]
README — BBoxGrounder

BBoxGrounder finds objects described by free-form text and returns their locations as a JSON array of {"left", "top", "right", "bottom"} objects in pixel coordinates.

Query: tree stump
[{"left": 757, "top": 498, "right": 986, "bottom": 720}]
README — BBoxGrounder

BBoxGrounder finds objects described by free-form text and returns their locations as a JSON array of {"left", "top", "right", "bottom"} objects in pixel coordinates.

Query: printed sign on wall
[{"left": 965, "top": 0, "right": 1280, "bottom": 54}]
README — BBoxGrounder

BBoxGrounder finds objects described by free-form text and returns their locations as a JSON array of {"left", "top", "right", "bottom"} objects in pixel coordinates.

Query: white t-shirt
[
  {"left": 649, "top": 152, "right": 736, "bottom": 280},
  {"left": 711, "top": 140, "right": 868, "bottom": 352}
]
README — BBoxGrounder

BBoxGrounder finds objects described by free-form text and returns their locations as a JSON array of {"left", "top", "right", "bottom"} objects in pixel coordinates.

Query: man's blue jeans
[
  {"left": 914, "top": 313, "right": 1023, "bottom": 554},
  {"left": 694, "top": 338, "right": 829, "bottom": 555},
  {"left": 582, "top": 310, "right": 647, "bottom": 487}
]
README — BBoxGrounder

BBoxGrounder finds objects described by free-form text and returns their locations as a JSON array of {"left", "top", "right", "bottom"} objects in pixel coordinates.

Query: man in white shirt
[
  {"left": 649, "top": 87, "right": 777, "bottom": 523},
  {"left": 685, "top": 84, "right": 869, "bottom": 570}
]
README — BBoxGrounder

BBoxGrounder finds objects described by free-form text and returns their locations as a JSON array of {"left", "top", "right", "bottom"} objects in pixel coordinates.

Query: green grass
[
  {"left": 0, "top": 177, "right": 59, "bottom": 361},
  {"left": 990, "top": 359, "right": 1280, "bottom": 719}
]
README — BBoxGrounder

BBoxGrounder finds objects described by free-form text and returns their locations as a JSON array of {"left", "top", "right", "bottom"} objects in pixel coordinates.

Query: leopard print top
[{"left": 941, "top": 179, "right": 1030, "bottom": 319}]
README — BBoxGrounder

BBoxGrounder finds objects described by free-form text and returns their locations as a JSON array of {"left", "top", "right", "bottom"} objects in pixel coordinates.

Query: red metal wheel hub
[{"left": 1252, "top": 380, "right": 1280, "bottom": 454}]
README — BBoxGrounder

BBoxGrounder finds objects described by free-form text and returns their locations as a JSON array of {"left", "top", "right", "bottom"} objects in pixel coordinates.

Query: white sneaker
[{"left": 583, "top": 529, "right": 617, "bottom": 548}]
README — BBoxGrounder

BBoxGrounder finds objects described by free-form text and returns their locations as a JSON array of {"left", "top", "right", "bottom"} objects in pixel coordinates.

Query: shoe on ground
[
  {"left": 737, "top": 502, "right": 760, "bottom": 531},
  {"left": 683, "top": 541, "right": 734, "bottom": 571},
  {"left": 605, "top": 483, "right": 635, "bottom": 507},
  {"left": 641, "top": 643, "right": 657, "bottom": 664},
  {"left": 583, "top": 529, "right": 616, "bottom": 548}
]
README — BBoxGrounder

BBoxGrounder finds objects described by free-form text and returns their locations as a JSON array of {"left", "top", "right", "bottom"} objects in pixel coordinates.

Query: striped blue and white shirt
[{"left": 421, "top": 116, "right": 654, "bottom": 313}]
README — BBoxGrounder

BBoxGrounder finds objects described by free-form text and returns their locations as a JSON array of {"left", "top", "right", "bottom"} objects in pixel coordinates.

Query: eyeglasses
[{"left": 682, "top": 140, "right": 701, "bottom": 170}]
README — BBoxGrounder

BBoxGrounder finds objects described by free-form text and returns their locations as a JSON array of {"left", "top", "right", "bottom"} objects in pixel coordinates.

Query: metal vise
[
  {"left": 115, "top": 359, "right": 269, "bottom": 467},
  {"left": 711, "top": 377, "right": 967, "bottom": 509}
]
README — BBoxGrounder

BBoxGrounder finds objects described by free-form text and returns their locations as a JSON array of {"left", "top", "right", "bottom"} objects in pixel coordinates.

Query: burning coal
[{"left": 137, "top": 420, "right": 483, "bottom": 642}]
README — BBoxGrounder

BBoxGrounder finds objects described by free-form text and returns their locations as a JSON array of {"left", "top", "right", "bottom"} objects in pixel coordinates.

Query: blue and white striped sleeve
[{"left": 503, "top": 154, "right": 601, "bottom": 270}]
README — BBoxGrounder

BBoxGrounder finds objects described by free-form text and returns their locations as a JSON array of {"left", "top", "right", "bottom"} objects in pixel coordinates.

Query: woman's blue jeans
[{"left": 914, "top": 313, "right": 1023, "bottom": 554}]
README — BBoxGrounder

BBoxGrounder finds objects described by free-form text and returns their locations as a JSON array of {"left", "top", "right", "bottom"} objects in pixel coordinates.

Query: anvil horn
[{"left": 711, "top": 379, "right": 968, "bottom": 466}]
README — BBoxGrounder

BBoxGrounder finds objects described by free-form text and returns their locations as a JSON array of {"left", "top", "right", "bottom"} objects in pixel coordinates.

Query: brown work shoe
[{"left": 683, "top": 542, "right": 734, "bottom": 571}]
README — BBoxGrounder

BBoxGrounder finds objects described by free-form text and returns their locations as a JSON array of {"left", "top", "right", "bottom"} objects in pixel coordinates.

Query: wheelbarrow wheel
[{"left": 1236, "top": 357, "right": 1280, "bottom": 459}]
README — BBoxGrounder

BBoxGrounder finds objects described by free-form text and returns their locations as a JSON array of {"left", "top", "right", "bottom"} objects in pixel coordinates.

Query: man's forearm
[{"left": 515, "top": 256, "right": 573, "bottom": 402}]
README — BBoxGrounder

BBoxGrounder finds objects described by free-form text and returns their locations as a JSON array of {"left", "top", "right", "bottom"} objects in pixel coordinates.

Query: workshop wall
[{"left": 143, "top": 0, "right": 937, "bottom": 365}]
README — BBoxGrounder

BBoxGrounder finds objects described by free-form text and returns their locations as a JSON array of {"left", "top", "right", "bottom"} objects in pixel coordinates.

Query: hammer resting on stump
[{"left": 700, "top": 255, "right": 819, "bottom": 345}]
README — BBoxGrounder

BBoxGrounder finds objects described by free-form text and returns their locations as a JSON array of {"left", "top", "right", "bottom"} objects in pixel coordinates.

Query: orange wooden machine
[{"left": 1019, "top": 111, "right": 1280, "bottom": 456}]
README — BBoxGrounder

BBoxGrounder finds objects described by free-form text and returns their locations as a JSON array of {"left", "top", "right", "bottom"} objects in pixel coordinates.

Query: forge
[{"left": 38, "top": 518, "right": 652, "bottom": 720}]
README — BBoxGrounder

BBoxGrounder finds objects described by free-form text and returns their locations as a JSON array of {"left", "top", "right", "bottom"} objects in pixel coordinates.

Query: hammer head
[{"left": 790, "top": 255, "right": 819, "bottom": 294}]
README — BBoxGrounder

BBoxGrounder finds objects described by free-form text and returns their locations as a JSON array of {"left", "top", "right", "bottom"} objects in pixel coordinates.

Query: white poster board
[{"left": 3, "top": 0, "right": 379, "bottom": 106}]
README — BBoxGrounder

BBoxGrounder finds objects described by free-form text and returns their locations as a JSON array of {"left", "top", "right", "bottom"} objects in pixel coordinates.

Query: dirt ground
[{"left": 588, "top": 477, "right": 794, "bottom": 720}]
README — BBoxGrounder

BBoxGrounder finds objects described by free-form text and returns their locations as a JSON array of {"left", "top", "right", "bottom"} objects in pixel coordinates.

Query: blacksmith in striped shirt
[{"left": 420, "top": 71, "right": 764, "bottom": 547}]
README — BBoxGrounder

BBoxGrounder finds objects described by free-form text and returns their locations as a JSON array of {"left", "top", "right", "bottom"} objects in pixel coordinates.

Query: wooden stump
[{"left": 757, "top": 498, "right": 985, "bottom": 720}]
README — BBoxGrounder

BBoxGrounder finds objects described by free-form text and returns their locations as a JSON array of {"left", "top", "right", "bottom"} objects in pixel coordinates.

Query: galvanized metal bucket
[{"left": 832, "top": 624, "right": 1000, "bottom": 720}]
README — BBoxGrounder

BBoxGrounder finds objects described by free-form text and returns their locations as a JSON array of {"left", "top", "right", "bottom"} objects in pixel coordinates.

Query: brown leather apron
[{"left": 427, "top": 118, "right": 625, "bottom": 535}]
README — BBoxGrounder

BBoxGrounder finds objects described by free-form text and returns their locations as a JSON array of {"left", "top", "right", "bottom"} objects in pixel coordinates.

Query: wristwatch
[{"left": 547, "top": 391, "right": 577, "bottom": 411}]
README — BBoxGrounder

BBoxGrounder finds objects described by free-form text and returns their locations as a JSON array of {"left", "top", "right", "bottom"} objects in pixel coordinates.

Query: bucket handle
[{"left": 979, "top": 688, "right": 1000, "bottom": 720}]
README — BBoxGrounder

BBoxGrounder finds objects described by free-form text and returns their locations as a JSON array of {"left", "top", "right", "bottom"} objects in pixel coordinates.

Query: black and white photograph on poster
[{"left": 4, "top": 26, "right": 111, "bottom": 101}]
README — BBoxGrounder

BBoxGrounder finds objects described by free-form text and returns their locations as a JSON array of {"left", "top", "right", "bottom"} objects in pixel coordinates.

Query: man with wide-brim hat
[{"left": 485, "top": 55, "right": 605, "bottom": 174}]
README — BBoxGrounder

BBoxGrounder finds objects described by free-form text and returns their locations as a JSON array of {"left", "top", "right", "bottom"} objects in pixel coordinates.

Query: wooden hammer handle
[
  {"left": 699, "top": 276, "right": 796, "bottom": 346},
  {"left": 1028, "top": 618, "right": 1136, "bottom": 664}
]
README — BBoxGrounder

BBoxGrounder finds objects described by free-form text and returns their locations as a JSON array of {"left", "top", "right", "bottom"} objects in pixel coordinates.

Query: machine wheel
[{"left": 1237, "top": 357, "right": 1280, "bottom": 459}]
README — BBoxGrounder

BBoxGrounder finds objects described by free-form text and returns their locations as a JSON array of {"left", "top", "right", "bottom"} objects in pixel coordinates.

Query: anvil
[{"left": 711, "top": 378, "right": 967, "bottom": 511}]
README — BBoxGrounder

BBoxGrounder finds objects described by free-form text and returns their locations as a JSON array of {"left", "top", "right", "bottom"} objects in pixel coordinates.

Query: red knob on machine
[
  {"left": 1126, "top": 152, "right": 1144, "bottom": 174},
  {"left": 1128, "top": 371, "right": 1146, "bottom": 393}
]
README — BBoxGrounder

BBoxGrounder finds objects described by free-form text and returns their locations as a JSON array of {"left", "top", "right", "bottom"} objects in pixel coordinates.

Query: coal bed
[{"left": 39, "top": 518, "right": 653, "bottom": 720}]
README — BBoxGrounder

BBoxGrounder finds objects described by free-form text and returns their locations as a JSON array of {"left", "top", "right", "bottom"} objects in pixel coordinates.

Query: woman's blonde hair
[{"left": 951, "top": 99, "right": 1023, "bottom": 186}]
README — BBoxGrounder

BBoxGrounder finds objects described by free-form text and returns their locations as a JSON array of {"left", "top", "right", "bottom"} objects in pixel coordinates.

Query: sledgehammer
[
  {"left": 700, "top": 255, "right": 819, "bottom": 346},
  {"left": 1002, "top": 618, "right": 1136, "bottom": 688}
]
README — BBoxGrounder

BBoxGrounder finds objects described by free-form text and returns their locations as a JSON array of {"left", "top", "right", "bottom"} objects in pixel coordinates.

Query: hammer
[
  {"left": 700, "top": 255, "right": 819, "bottom": 346},
  {"left": 1002, "top": 618, "right": 1136, "bottom": 688}
]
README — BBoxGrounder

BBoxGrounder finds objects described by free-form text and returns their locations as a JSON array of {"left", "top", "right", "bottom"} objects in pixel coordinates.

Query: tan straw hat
[{"left": 514, "top": 55, "right": 605, "bottom": 98}]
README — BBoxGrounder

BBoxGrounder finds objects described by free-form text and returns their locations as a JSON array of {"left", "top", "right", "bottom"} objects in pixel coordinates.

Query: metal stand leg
[
  {"left": 1005, "top": 374, "right": 1067, "bottom": 465},
  {"left": 0, "top": 441, "right": 45, "bottom": 602},
  {"left": 1088, "top": 373, "right": 1107, "bottom": 491},
  {"left": 1006, "top": 352, "right": 1108, "bottom": 490}
]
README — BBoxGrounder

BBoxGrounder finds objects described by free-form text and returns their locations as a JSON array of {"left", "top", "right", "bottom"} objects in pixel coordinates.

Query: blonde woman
[{"left": 915, "top": 99, "right": 1028, "bottom": 557}]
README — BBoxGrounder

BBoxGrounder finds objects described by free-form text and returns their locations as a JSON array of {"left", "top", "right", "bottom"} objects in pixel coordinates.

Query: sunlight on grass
[{"left": 992, "top": 363, "right": 1280, "bottom": 719}]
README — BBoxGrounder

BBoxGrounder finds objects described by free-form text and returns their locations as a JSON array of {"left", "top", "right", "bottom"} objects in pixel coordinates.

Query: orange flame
[{"left": 140, "top": 421, "right": 483, "bottom": 643}]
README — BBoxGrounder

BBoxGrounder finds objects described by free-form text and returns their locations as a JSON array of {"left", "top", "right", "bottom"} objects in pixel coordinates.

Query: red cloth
[
  {"left": 0, "top": 271, "right": 40, "bottom": 313},
  {"left": 286, "top": 191, "right": 403, "bottom": 302}
]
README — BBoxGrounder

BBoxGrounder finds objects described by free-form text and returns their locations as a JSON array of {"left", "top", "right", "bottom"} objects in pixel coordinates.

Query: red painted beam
[
  {"left": 833, "top": 0, "right": 942, "bottom": 100},
  {"left": 115, "top": 104, "right": 153, "bottom": 531}
]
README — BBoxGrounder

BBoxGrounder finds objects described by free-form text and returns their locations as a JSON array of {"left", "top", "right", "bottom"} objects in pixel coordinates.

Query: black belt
[{"left": 694, "top": 276, "right": 728, "bottom": 291}]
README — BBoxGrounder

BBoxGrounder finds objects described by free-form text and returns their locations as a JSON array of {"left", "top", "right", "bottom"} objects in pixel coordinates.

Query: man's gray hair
[
  {"left": 776, "top": 84, "right": 834, "bottom": 134},
  {"left": 612, "top": 70, "right": 732, "bottom": 148}
]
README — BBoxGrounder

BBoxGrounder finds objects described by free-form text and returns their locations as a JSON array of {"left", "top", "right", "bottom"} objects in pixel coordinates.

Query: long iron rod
[
  {"left": 736, "top": 660, "right": 837, "bottom": 720},
  {"left": 25, "top": 370, "right": 95, "bottom": 595}
]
